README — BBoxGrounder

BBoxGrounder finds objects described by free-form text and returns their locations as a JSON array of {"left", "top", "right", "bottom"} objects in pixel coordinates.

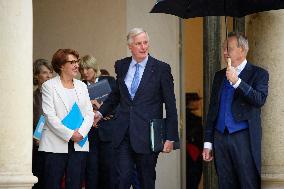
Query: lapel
[
  {"left": 121, "top": 58, "right": 132, "bottom": 80},
  {"left": 132, "top": 56, "right": 155, "bottom": 101},
  {"left": 53, "top": 76, "right": 70, "bottom": 113},
  {"left": 73, "top": 79, "right": 83, "bottom": 109},
  {"left": 234, "top": 62, "right": 254, "bottom": 99},
  {"left": 119, "top": 58, "right": 132, "bottom": 101},
  {"left": 238, "top": 62, "right": 253, "bottom": 83}
]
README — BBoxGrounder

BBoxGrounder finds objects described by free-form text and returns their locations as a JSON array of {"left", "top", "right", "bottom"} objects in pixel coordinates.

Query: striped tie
[{"left": 130, "top": 64, "right": 140, "bottom": 98}]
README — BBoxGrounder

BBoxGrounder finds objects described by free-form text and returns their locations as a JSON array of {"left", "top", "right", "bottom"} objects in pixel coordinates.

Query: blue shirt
[{"left": 124, "top": 56, "right": 148, "bottom": 97}]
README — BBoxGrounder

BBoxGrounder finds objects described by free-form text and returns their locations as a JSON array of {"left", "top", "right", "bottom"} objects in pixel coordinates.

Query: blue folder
[
  {"left": 33, "top": 115, "right": 45, "bottom": 140},
  {"left": 62, "top": 102, "right": 87, "bottom": 147}
]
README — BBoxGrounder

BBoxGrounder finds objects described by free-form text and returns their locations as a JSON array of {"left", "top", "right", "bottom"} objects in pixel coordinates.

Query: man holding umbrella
[{"left": 202, "top": 32, "right": 269, "bottom": 189}]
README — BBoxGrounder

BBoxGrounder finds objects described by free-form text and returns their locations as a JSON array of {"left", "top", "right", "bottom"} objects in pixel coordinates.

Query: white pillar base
[
  {"left": 0, "top": 173, "right": 37, "bottom": 189},
  {"left": 262, "top": 174, "right": 284, "bottom": 189}
]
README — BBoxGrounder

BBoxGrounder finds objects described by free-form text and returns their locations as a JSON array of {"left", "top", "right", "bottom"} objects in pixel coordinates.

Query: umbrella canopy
[{"left": 150, "top": 0, "right": 284, "bottom": 18}]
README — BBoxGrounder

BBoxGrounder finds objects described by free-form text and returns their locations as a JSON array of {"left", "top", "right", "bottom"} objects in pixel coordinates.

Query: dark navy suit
[
  {"left": 99, "top": 56, "right": 179, "bottom": 189},
  {"left": 204, "top": 62, "right": 269, "bottom": 188}
]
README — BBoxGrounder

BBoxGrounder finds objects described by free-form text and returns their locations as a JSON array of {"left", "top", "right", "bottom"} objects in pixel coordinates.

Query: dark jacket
[
  {"left": 204, "top": 62, "right": 269, "bottom": 174},
  {"left": 99, "top": 56, "right": 179, "bottom": 153},
  {"left": 97, "top": 75, "right": 116, "bottom": 142}
]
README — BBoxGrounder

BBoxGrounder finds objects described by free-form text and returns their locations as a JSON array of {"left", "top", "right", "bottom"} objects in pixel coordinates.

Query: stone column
[
  {"left": 0, "top": 1, "right": 37, "bottom": 188},
  {"left": 246, "top": 10, "right": 284, "bottom": 189},
  {"left": 233, "top": 17, "right": 245, "bottom": 33},
  {"left": 203, "top": 16, "right": 221, "bottom": 189}
]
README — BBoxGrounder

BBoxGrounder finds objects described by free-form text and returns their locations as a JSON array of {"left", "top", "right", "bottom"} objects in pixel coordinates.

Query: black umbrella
[
  {"left": 151, "top": 0, "right": 284, "bottom": 59},
  {"left": 150, "top": 0, "right": 284, "bottom": 18}
]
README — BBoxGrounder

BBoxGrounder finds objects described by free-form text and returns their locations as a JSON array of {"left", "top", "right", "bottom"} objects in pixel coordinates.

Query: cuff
[
  {"left": 96, "top": 111, "right": 103, "bottom": 118},
  {"left": 204, "top": 142, "right": 212, "bottom": 150},
  {"left": 232, "top": 78, "right": 242, "bottom": 89}
]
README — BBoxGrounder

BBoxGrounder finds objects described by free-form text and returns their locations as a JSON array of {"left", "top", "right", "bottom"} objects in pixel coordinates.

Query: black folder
[
  {"left": 87, "top": 79, "right": 112, "bottom": 102},
  {"left": 150, "top": 119, "right": 180, "bottom": 152}
]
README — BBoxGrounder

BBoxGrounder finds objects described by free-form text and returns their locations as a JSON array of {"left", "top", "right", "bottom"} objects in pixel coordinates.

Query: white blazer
[{"left": 39, "top": 76, "right": 94, "bottom": 153}]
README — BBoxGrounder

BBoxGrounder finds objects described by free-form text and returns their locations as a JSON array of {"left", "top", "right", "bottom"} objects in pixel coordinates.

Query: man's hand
[
  {"left": 202, "top": 148, "right": 213, "bottom": 162},
  {"left": 91, "top": 100, "right": 103, "bottom": 110},
  {"left": 71, "top": 129, "right": 83, "bottom": 142},
  {"left": 226, "top": 66, "right": 239, "bottom": 84},
  {"left": 93, "top": 111, "right": 102, "bottom": 127},
  {"left": 163, "top": 140, "right": 174, "bottom": 153},
  {"left": 103, "top": 114, "right": 113, "bottom": 121}
]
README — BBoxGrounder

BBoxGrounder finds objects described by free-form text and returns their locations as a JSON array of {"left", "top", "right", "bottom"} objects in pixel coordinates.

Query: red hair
[{"left": 51, "top": 49, "right": 79, "bottom": 74}]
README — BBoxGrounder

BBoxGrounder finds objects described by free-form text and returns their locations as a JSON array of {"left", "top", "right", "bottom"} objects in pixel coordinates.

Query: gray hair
[
  {"left": 127, "top": 27, "right": 149, "bottom": 44},
  {"left": 33, "top": 58, "right": 53, "bottom": 85},
  {"left": 228, "top": 32, "right": 249, "bottom": 55}
]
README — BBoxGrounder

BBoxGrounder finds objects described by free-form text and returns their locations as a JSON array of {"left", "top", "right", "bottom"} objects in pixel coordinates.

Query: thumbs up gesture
[{"left": 226, "top": 58, "right": 238, "bottom": 85}]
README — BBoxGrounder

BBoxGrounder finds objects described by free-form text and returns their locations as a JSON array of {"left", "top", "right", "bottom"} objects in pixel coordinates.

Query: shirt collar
[
  {"left": 235, "top": 59, "right": 247, "bottom": 75},
  {"left": 130, "top": 56, "right": 148, "bottom": 68}
]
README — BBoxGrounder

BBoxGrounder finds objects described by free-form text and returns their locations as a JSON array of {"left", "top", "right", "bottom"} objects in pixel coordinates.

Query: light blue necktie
[{"left": 130, "top": 63, "right": 140, "bottom": 98}]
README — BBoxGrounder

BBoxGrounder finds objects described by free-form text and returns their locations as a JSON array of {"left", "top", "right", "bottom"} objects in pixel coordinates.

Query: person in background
[
  {"left": 94, "top": 27, "right": 179, "bottom": 189},
  {"left": 97, "top": 68, "right": 116, "bottom": 93},
  {"left": 39, "top": 49, "right": 94, "bottom": 189},
  {"left": 203, "top": 32, "right": 269, "bottom": 189},
  {"left": 185, "top": 93, "right": 203, "bottom": 189},
  {"left": 32, "top": 58, "right": 53, "bottom": 189},
  {"left": 79, "top": 54, "right": 101, "bottom": 189}
]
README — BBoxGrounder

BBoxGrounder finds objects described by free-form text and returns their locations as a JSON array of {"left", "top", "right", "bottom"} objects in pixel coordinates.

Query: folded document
[
  {"left": 150, "top": 119, "right": 180, "bottom": 152},
  {"left": 87, "top": 79, "right": 112, "bottom": 102},
  {"left": 33, "top": 115, "right": 45, "bottom": 140}
]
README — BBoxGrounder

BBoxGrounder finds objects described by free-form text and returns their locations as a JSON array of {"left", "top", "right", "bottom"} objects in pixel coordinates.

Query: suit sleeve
[
  {"left": 237, "top": 68, "right": 269, "bottom": 108},
  {"left": 204, "top": 73, "right": 220, "bottom": 143},
  {"left": 160, "top": 63, "right": 179, "bottom": 141},
  {"left": 99, "top": 61, "right": 121, "bottom": 116},
  {"left": 41, "top": 82, "right": 74, "bottom": 142}
]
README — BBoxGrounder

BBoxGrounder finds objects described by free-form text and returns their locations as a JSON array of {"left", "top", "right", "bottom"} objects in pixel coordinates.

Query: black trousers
[
  {"left": 85, "top": 126, "right": 141, "bottom": 189},
  {"left": 97, "top": 140, "right": 115, "bottom": 189},
  {"left": 114, "top": 133, "right": 158, "bottom": 189},
  {"left": 32, "top": 147, "right": 44, "bottom": 189},
  {"left": 214, "top": 129, "right": 260, "bottom": 189},
  {"left": 42, "top": 142, "right": 87, "bottom": 189},
  {"left": 85, "top": 127, "right": 99, "bottom": 189}
]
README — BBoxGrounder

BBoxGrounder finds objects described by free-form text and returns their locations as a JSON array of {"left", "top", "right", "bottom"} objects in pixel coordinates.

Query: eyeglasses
[{"left": 65, "top": 59, "right": 80, "bottom": 64}]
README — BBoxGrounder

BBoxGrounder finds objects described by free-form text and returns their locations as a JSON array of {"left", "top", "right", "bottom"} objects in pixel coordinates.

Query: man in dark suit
[
  {"left": 95, "top": 27, "right": 179, "bottom": 189},
  {"left": 202, "top": 32, "right": 269, "bottom": 189}
]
